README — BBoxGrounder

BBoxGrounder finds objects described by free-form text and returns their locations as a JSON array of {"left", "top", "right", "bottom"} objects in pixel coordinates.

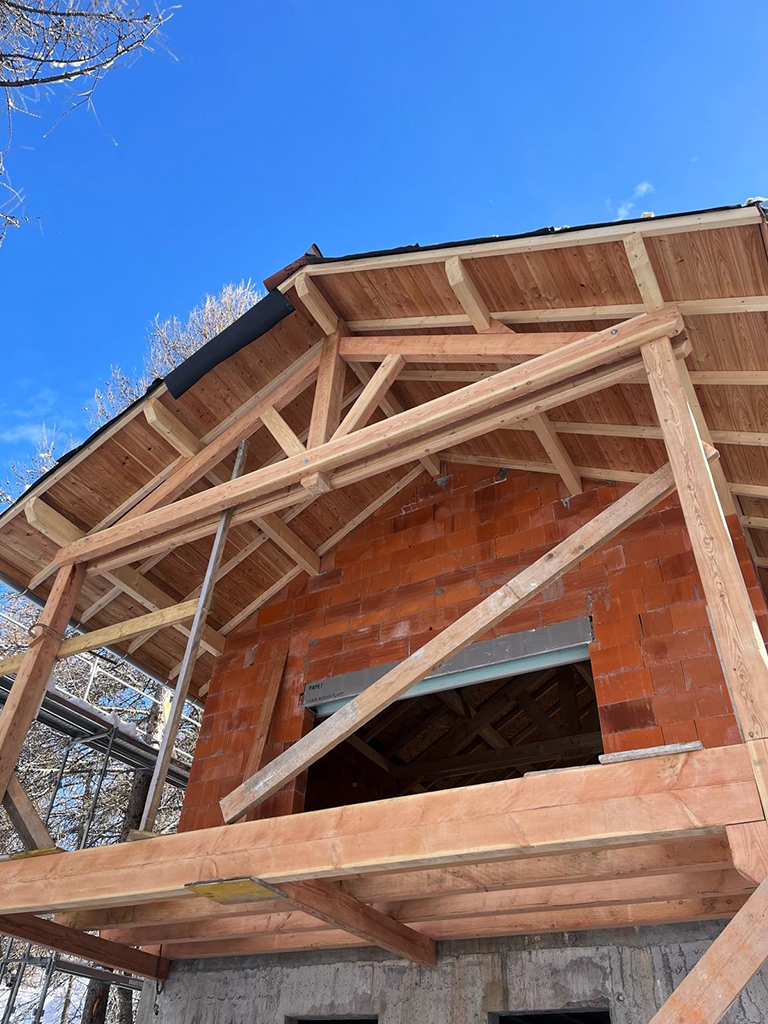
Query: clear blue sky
[{"left": 1, "top": 0, "right": 766, "bottom": 474}]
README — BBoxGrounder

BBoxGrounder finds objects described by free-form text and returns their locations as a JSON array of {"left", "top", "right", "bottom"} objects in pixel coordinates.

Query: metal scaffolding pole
[{"left": 140, "top": 439, "right": 249, "bottom": 832}]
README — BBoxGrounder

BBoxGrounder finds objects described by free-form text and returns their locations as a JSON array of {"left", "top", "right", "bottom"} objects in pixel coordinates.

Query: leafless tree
[
  {"left": 91, "top": 279, "right": 261, "bottom": 423},
  {"left": 0, "top": 0, "right": 173, "bottom": 242},
  {"left": 1, "top": 280, "right": 260, "bottom": 1021}
]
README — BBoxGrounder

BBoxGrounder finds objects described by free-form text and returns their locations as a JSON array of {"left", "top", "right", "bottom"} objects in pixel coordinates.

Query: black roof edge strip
[
  {"left": 297, "top": 204, "right": 748, "bottom": 267},
  {"left": 165, "top": 288, "right": 295, "bottom": 399}
]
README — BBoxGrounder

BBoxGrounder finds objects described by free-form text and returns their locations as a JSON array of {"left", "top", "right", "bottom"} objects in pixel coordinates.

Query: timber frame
[{"left": 3, "top": 204, "right": 768, "bottom": 1018}]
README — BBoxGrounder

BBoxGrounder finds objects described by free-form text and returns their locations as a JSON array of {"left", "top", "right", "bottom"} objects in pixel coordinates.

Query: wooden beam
[
  {"left": 54, "top": 308, "right": 685, "bottom": 570},
  {"left": 155, "top": 895, "right": 748, "bottom": 959},
  {"left": 122, "top": 343, "right": 321, "bottom": 522},
  {"left": 647, "top": 879, "right": 768, "bottom": 1024},
  {"left": 526, "top": 412, "right": 582, "bottom": 494},
  {"left": 726, "top": 821, "right": 768, "bottom": 883},
  {"left": 0, "top": 600, "right": 198, "bottom": 677},
  {"left": 0, "top": 745, "right": 758, "bottom": 915},
  {"left": 333, "top": 354, "right": 405, "bottom": 438},
  {"left": 55, "top": 835, "right": 734, "bottom": 931},
  {"left": 302, "top": 323, "right": 347, "bottom": 494},
  {"left": 643, "top": 337, "right": 768, "bottom": 743},
  {"left": 252, "top": 514, "right": 321, "bottom": 576},
  {"left": 295, "top": 272, "right": 339, "bottom": 336},
  {"left": 220, "top": 453, "right": 705, "bottom": 822},
  {"left": 346, "top": 360, "right": 441, "bottom": 477},
  {"left": 259, "top": 405, "right": 306, "bottom": 457},
  {"left": 274, "top": 207, "right": 760, "bottom": 286},
  {"left": 3, "top": 775, "right": 55, "bottom": 850},
  {"left": 259, "top": 878, "right": 436, "bottom": 966},
  {"left": 398, "top": 368, "right": 768, "bottom": 386},
  {"left": 395, "top": 732, "right": 603, "bottom": 779},
  {"left": 441, "top": 451, "right": 768, "bottom": 501},
  {"left": 0, "top": 913, "right": 169, "bottom": 981},
  {"left": 347, "top": 295, "right": 768, "bottom": 333},
  {"left": 551, "top": 421, "right": 768, "bottom": 448},
  {"left": 0, "top": 563, "right": 85, "bottom": 802},
  {"left": 242, "top": 652, "right": 287, "bottom": 780},
  {"left": 24, "top": 498, "right": 225, "bottom": 658},
  {"left": 338, "top": 332, "right": 589, "bottom": 363},
  {"left": 445, "top": 255, "right": 510, "bottom": 333},
  {"left": 145, "top": 400, "right": 320, "bottom": 579}
]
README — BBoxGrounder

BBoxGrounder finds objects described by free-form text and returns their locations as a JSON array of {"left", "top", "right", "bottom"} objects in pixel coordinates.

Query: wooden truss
[{"left": 2, "top": 222, "right": 768, "bottom": 1021}]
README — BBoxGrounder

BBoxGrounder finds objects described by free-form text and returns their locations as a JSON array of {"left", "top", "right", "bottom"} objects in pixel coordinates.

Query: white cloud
[
  {"left": 612, "top": 181, "right": 655, "bottom": 221},
  {"left": 0, "top": 423, "right": 49, "bottom": 445}
]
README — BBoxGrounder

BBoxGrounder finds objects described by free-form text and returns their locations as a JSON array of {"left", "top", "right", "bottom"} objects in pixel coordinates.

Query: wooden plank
[
  {"left": 55, "top": 835, "right": 735, "bottom": 932},
  {"left": 643, "top": 337, "right": 768, "bottom": 742},
  {"left": 80, "top": 346, "right": 684, "bottom": 572},
  {"left": 55, "top": 308, "right": 684, "bottom": 569},
  {"left": 121, "top": 343, "right": 321, "bottom": 522},
  {"left": 0, "top": 601, "right": 198, "bottom": 677},
  {"left": 220, "top": 453, "right": 709, "bottom": 822},
  {"left": 259, "top": 405, "right": 306, "bottom": 457},
  {"left": 399, "top": 369, "right": 768, "bottom": 386},
  {"left": 338, "top": 332, "right": 589, "bottom": 363},
  {"left": 526, "top": 412, "right": 582, "bottom": 494},
  {"left": 726, "top": 821, "right": 768, "bottom": 883},
  {"left": 260, "top": 878, "right": 436, "bottom": 966},
  {"left": 276, "top": 206, "right": 760, "bottom": 285},
  {"left": 442, "top": 451, "right": 768, "bottom": 500},
  {"left": 0, "top": 745, "right": 759, "bottom": 915},
  {"left": 295, "top": 273, "right": 339, "bottom": 335},
  {"left": 333, "top": 354, "right": 405, "bottom": 438},
  {"left": 24, "top": 498, "right": 225, "bottom": 658},
  {"left": 346, "top": 360, "right": 441, "bottom": 477},
  {"left": 445, "top": 254, "right": 507, "bottom": 333},
  {"left": 0, "top": 564, "right": 85, "bottom": 801},
  {"left": 306, "top": 324, "right": 347, "bottom": 449},
  {"left": 252, "top": 514, "right": 320, "bottom": 576},
  {"left": 625, "top": 232, "right": 739, "bottom": 519},
  {"left": 648, "top": 879, "right": 768, "bottom": 1024},
  {"left": 242, "top": 652, "right": 287, "bottom": 780},
  {"left": 348, "top": 295, "right": 768, "bottom": 333},
  {"left": 155, "top": 896, "right": 748, "bottom": 959},
  {"left": 394, "top": 732, "right": 603, "bottom": 779},
  {"left": 552, "top": 422, "right": 768, "bottom": 448},
  {"left": 3, "top": 775, "right": 55, "bottom": 850},
  {"left": 0, "top": 913, "right": 169, "bottom": 981}
]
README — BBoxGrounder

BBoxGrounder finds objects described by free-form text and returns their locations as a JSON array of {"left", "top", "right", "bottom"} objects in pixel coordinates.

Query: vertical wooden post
[
  {"left": 139, "top": 441, "right": 250, "bottom": 832},
  {"left": 0, "top": 563, "right": 85, "bottom": 801},
  {"left": 642, "top": 338, "right": 768, "bottom": 752}
]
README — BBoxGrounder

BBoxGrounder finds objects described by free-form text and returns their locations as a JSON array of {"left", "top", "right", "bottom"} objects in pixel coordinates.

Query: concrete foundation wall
[{"left": 138, "top": 921, "right": 768, "bottom": 1024}]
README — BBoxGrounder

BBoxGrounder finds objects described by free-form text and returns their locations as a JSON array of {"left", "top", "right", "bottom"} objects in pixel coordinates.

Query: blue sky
[{"left": 1, "top": 0, "right": 766, "bottom": 475}]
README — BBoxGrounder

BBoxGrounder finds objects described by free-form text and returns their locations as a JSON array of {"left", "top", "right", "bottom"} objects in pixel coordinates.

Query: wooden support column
[
  {"left": 525, "top": 412, "right": 582, "bottom": 495},
  {"left": 302, "top": 323, "right": 347, "bottom": 495},
  {"left": 647, "top": 879, "right": 768, "bottom": 1024},
  {"left": 221, "top": 455, "right": 703, "bottom": 822},
  {"left": 140, "top": 441, "right": 250, "bottom": 832},
  {"left": 0, "top": 562, "right": 85, "bottom": 801},
  {"left": 642, "top": 338, "right": 768, "bottom": 777}
]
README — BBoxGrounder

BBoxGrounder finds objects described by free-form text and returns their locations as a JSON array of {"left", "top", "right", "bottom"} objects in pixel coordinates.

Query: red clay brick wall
[{"left": 178, "top": 464, "right": 768, "bottom": 833}]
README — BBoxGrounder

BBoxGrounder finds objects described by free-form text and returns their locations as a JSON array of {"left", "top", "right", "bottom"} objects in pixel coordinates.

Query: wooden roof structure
[
  {"left": 3, "top": 203, "right": 768, "bottom": 1020},
  {"left": 2, "top": 203, "right": 768, "bottom": 699}
]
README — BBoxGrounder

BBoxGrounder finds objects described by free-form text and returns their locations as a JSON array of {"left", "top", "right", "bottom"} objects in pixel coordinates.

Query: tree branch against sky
[{"left": 0, "top": 0, "right": 173, "bottom": 242}]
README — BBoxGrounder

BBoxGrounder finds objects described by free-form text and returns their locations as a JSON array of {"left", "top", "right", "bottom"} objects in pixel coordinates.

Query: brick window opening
[{"left": 303, "top": 660, "right": 602, "bottom": 812}]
